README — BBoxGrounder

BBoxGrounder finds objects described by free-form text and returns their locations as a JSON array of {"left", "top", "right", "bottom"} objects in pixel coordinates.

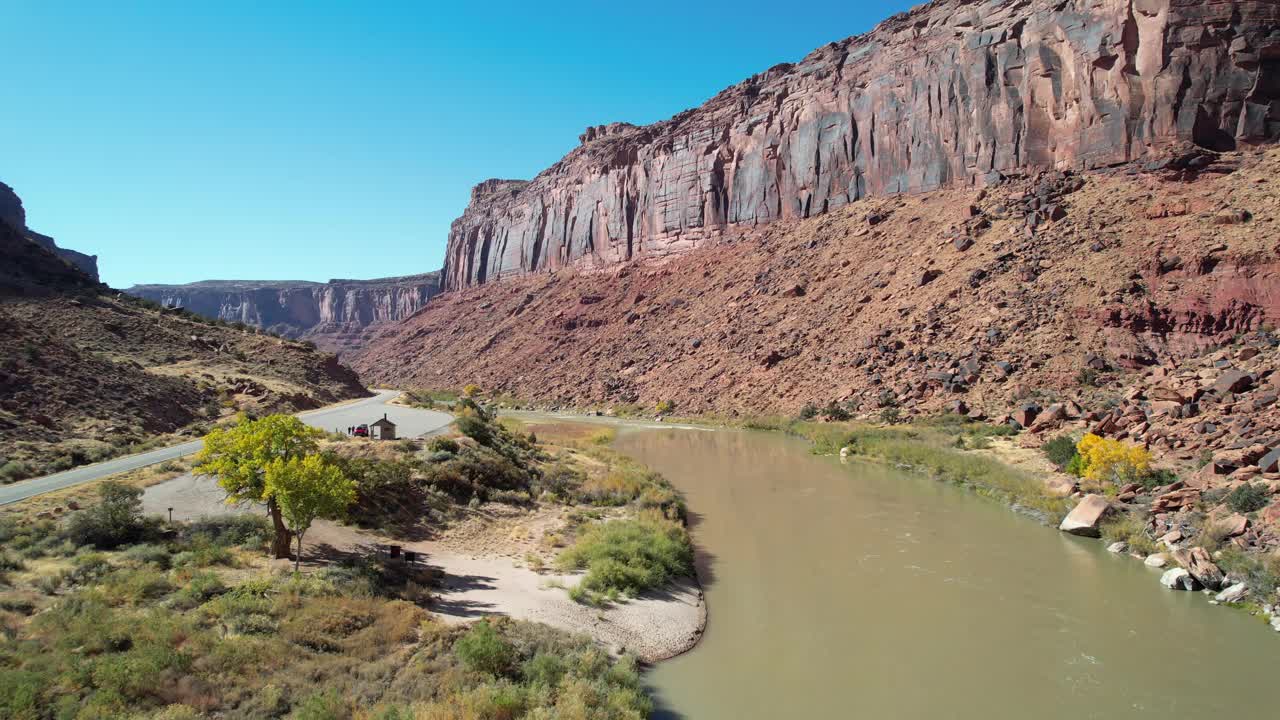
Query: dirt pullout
[{"left": 142, "top": 473, "right": 706, "bottom": 663}]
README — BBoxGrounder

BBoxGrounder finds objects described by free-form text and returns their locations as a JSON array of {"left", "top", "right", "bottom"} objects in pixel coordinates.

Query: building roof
[{"left": 371, "top": 417, "right": 396, "bottom": 428}]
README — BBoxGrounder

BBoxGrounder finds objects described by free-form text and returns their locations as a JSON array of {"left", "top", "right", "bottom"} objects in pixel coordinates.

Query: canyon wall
[
  {"left": 128, "top": 273, "right": 441, "bottom": 350},
  {"left": 443, "top": 0, "right": 1280, "bottom": 290},
  {"left": 0, "top": 181, "right": 100, "bottom": 280}
]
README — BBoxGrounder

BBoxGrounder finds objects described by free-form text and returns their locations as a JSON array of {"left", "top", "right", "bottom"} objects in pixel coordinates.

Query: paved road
[{"left": 0, "top": 390, "right": 452, "bottom": 507}]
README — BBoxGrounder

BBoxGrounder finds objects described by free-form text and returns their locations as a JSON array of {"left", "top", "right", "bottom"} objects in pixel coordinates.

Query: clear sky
[{"left": 1, "top": 1, "right": 915, "bottom": 288}]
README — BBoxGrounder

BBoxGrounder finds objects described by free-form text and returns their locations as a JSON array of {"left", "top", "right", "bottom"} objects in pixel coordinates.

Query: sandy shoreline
[{"left": 142, "top": 472, "right": 706, "bottom": 663}]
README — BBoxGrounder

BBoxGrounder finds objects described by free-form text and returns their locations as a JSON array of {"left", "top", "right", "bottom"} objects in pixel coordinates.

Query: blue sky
[{"left": 1, "top": 1, "right": 914, "bottom": 288}]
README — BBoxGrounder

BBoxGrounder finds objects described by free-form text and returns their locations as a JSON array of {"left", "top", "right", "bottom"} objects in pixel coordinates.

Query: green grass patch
[
  {"left": 557, "top": 517, "right": 694, "bottom": 603},
  {"left": 791, "top": 422, "right": 1068, "bottom": 521}
]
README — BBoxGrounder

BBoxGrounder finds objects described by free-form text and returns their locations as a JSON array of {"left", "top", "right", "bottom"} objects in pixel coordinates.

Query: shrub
[
  {"left": 557, "top": 518, "right": 694, "bottom": 600},
  {"left": 655, "top": 400, "right": 676, "bottom": 415},
  {"left": 171, "top": 571, "right": 227, "bottom": 609},
  {"left": 1042, "top": 434, "right": 1079, "bottom": 470},
  {"left": 822, "top": 401, "right": 851, "bottom": 422},
  {"left": 1216, "top": 547, "right": 1280, "bottom": 601},
  {"left": 101, "top": 566, "right": 173, "bottom": 604},
  {"left": 0, "top": 552, "right": 24, "bottom": 573},
  {"left": 0, "top": 460, "right": 33, "bottom": 484},
  {"left": 64, "top": 481, "right": 157, "bottom": 549},
  {"left": 798, "top": 403, "right": 819, "bottom": 420},
  {"left": 521, "top": 652, "right": 568, "bottom": 688},
  {"left": 428, "top": 436, "right": 459, "bottom": 454},
  {"left": 455, "top": 415, "right": 495, "bottom": 447},
  {"left": 879, "top": 407, "right": 902, "bottom": 425},
  {"left": 454, "top": 619, "right": 515, "bottom": 676},
  {"left": 463, "top": 383, "right": 482, "bottom": 398},
  {"left": 291, "top": 689, "right": 346, "bottom": 720},
  {"left": 282, "top": 596, "right": 379, "bottom": 652},
  {"left": 123, "top": 543, "right": 172, "bottom": 569},
  {"left": 1100, "top": 512, "right": 1159, "bottom": 555},
  {"left": 537, "top": 462, "right": 584, "bottom": 501},
  {"left": 1225, "top": 483, "right": 1269, "bottom": 514},
  {"left": 186, "top": 515, "right": 272, "bottom": 548}
]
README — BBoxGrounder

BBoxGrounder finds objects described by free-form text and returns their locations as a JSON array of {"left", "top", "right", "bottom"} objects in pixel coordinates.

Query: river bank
[
  {"left": 506, "top": 405, "right": 1280, "bottom": 637},
  {"left": 612, "top": 425, "right": 1278, "bottom": 718}
]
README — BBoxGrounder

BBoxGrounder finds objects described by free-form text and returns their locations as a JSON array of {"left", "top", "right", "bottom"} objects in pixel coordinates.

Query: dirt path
[{"left": 143, "top": 474, "right": 705, "bottom": 663}]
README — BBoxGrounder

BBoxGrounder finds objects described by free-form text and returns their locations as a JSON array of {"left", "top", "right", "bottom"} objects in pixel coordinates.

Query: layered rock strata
[{"left": 443, "top": 0, "right": 1280, "bottom": 290}]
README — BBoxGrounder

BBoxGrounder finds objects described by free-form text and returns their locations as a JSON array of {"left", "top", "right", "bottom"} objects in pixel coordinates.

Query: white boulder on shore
[
  {"left": 1144, "top": 553, "right": 1169, "bottom": 568},
  {"left": 1160, "top": 567, "right": 1198, "bottom": 591},
  {"left": 1059, "top": 494, "right": 1112, "bottom": 537},
  {"left": 1214, "top": 583, "right": 1248, "bottom": 604}
]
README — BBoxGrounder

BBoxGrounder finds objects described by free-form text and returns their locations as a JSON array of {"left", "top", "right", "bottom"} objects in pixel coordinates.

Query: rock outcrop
[
  {"left": 443, "top": 0, "right": 1280, "bottom": 290},
  {"left": 128, "top": 273, "right": 441, "bottom": 352},
  {"left": 0, "top": 181, "right": 99, "bottom": 280}
]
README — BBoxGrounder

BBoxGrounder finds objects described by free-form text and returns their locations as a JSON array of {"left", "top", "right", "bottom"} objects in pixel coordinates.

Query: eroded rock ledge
[{"left": 443, "top": 0, "right": 1280, "bottom": 290}]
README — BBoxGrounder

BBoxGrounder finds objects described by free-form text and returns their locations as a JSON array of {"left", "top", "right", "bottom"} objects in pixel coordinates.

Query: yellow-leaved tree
[
  {"left": 1075, "top": 433, "right": 1151, "bottom": 487},
  {"left": 195, "top": 415, "right": 323, "bottom": 559},
  {"left": 265, "top": 454, "right": 355, "bottom": 571}
]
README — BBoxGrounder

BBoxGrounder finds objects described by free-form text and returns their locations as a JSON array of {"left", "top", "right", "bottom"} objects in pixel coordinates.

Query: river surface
[{"left": 610, "top": 427, "right": 1275, "bottom": 719}]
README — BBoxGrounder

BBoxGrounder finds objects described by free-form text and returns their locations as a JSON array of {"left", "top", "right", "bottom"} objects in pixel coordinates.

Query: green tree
[
  {"left": 64, "top": 481, "right": 152, "bottom": 549},
  {"left": 194, "top": 415, "right": 322, "bottom": 558},
  {"left": 264, "top": 454, "right": 355, "bottom": 571}
]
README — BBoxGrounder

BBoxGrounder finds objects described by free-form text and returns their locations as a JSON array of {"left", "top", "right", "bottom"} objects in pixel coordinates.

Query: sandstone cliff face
[
  {"left": 443, "top": 0, "right": 1280, "bottom": 290},
  {"left": 127, "top": 273, "right": 441, "bottom": 349},
  {"left": 0, "top": 181, "right": 100, "bottom": 280}
]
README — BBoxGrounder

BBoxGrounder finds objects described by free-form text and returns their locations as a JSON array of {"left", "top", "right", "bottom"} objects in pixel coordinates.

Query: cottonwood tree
[
  {"left": 195, "top": 415, "right": 322, "bottom": 559},
  {"left": 264, "top": 454, "right": 355, "bottom": 571}
]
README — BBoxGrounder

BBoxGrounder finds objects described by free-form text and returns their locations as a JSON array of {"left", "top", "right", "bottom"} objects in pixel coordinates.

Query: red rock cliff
[{"left": 443, "top": 0, "right": 1280, "bottom": 290}]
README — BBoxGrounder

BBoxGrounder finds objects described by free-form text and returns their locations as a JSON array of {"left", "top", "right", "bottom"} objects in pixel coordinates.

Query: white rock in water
[
  {"left": 1144, "top": 553, "right": 1169, "bottom": 568},
  {"left": 1160, "top": 568, "right": 1196, "bottom": 590},
  {"left": 839, "top": 446, "right": 852, "bottom": 458},
  {"left": 1214, "top": 583, "right": 1248, "bottom": 604},
  {"left": 1272, "top": 615, "right": 1280, "bottom": 633},
  {"left": 1106, "top": 541, "right": 1128, "bottom": 554}
]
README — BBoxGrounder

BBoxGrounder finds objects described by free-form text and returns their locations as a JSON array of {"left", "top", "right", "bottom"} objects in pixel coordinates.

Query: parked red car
[{"left": 354, "top": 424, "right": 369, "bottom": 437}]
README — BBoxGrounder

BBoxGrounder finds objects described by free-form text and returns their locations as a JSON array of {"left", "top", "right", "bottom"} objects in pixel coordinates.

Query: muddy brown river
[{"left": 611, "top": 427, "right": 1275, "bottom": 719}]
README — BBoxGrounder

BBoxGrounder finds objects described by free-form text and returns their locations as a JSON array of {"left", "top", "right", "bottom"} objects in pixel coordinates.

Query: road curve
[{"left": 0, "top": 390, "right": 453, "bottom": 507}]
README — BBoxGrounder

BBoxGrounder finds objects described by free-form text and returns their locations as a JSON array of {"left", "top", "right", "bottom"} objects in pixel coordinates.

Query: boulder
[
  {"left": 1012, "top": 403, "right": 1039, "bottom": 428},
  {"left": 1106, "top": 541, "right": 1128, "bottom": 554},
  {"left": 1151, "top": 488, "right": 1199, "bottom": 513},
  {"left": 1212, "top": 370, "right": 1255, "bottom": 395},
  {"left": 1160, "top": 567, "right": 1198, "bottom": 591},
  {"left": 1219, "top": 513, "right": 1250, "bottom": 538},
  {"left": 1258, "top": 446, "right": 1280, "bottom": 474},
  {"left": 1058, "top": 495, "right": 1112, "bottom": 537},
  {"left": 1214, "top": 583, "right": 1249, "bottom": 604},
  {"left": 1144, "top": 553, "right": 1169, "bottom": 568},
  {"left": 1173, "top": 547, "right": 1225, "bottom": 591}
]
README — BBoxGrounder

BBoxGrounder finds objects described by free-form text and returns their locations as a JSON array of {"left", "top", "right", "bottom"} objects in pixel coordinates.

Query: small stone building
[{"left": 371, "top": 415, "right": 397, "bottom": 441}]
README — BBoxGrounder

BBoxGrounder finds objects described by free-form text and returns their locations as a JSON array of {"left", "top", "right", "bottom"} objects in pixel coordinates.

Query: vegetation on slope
[{"left": 0, "top": 458, "right": 655, "bottom": 719}]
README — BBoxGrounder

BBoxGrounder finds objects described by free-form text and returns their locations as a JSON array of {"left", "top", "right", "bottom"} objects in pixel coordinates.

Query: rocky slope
[
  {"left": 443, "top": 0, "right": 1280, "bottom": 290},
  {"left": 128, "top": 273, "right": 441, "bottom": 353},
  {"left": 0, "top": 181, "right": 99, "bottom": 280},
  {"left": 355, "top": 145, "right": 1279, "bottom": 426},
  {"left": 0, "top": 189, "right": 369, "bottom": 483}
]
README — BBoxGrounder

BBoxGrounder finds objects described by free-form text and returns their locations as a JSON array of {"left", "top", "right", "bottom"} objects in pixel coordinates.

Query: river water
[{"left": 611, "top": 427, "right": 1275, "bottom": 719}]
